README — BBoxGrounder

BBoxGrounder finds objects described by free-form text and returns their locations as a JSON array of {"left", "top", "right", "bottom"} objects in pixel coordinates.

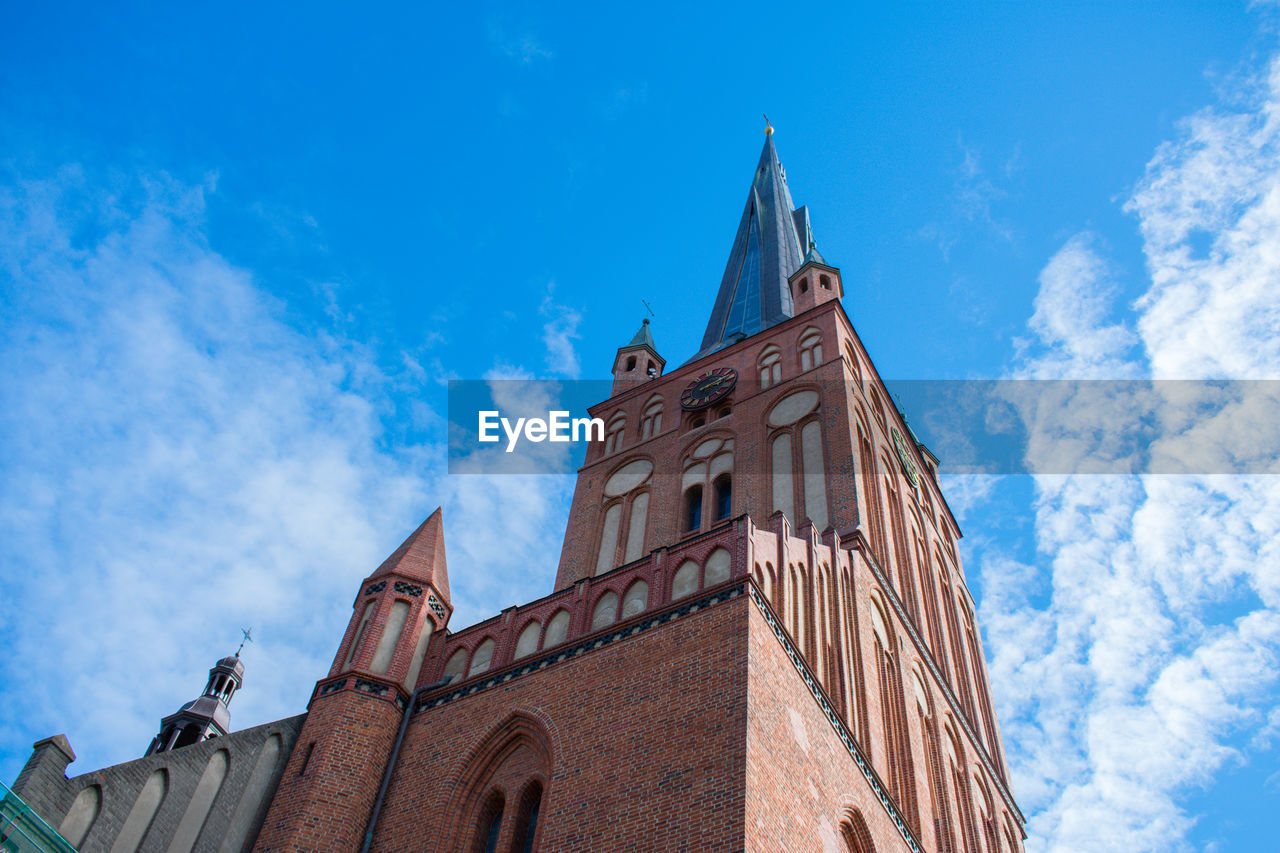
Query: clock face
[
  {"left": 680, "top": 367, "right": 738, "bottom": 410},
  {"left": 890, "top": 427, "right": 920, "bottom": 488}
]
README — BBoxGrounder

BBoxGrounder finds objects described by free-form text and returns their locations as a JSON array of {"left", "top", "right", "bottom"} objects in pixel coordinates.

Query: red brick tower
[
  {"left": 254, "top": 509, "right": 451, "bottom": 851},
  {"left": 255, "top": 130, "right": 1025, "bottom": 852}
]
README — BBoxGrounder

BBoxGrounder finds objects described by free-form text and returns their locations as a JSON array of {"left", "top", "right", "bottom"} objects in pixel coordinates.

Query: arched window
[
  {"left": 839, "top": 809, "right": 877, "bottom": 853},
  {"left": 844, "top": 340, "right": 861, "bottom": 384},
  {"left": 622, "top": 579, "right": 648, "bottom": 618},
  {"left": 820, "top": 273, "right": 831, "bottom": 290},
  {"left": 672, "top": 559, "right": 699, "bottom": 599},
  {"left": 58, "top": 785, "right": 101, "bottom": 848},
  {"left": 448, "top": 714, "right": 552, "bottom": 853},
  {"left": 870, "top": 387, "right": 887, "bottom": 429},
  {"left": 443, "top": 647, "right": 468, "bottom": 682},
  {"left": 713, "top": 473, "right": 732, "bottom": 521},
  {"left": 799, "top": 330, "right": 823, "bottom": 371},
  {"left": 625, "top": 354, "right": 637, "bottom": 371},
  {"left": 798, "top": 276, "right": 810, "bottom": 293},
  {"left": 704, "top": 547, "right": 731, "bottom": 586},
  {"left": 913, "top": 669, "right": 954, "bottom": 853},
  {"left": 511, "top": 780, "right": 543, "bottom": 853},
  {"left": 640, "top": 397, "right": 663, "bottom": 438},
  {"left": 591, "top": 591, "right": 618, "bottom": 630},
  {"left": 603, "top": 414, "right": 626, "bottom": 454},
  {"left": 682, "top": 442, "right": 733, "bottom": 533},
  {"left": 684, "top": 484, "right": 703, "bottom": 532},
  {"left": 472, "top": 789, "right": 504, "bottom": 853},
  {"left": 543, "top": 609, "right": 571, "bottom": 648},
  {"left": 468, "top": 638, "right": 495, "bottom": 676},
  {"left": 598, "top": 459, "right": 654, "bottom": 573},
  {"left": 870, "top": 598, "right": 920, "bottom": 834},
  {"left": 758, "top": 345, "right": 782, "bottom": 388},
  {"left": 513, "top": 620, "right": 541, "bottom": 659}
]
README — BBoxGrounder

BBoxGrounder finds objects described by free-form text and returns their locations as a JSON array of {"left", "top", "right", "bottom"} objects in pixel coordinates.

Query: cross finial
[
  {"left": 236, "top": 627, "right": 253, "bottom": 658},
  {"left": 641, "top": 299, "right": 655, "bottom": 319},
  {"left": 763, "top": 113, "right": 773, "bottom": 136}
]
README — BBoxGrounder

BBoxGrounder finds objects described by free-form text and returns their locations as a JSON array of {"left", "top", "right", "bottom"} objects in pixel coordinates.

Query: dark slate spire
[{"left": 695, "top": 131, "right": 808, "bottom": 358}]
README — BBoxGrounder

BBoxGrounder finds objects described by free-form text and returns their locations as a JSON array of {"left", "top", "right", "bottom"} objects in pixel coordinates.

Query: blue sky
[{"left": 2, "top": 3, "right": 1278, "bottom": 851}]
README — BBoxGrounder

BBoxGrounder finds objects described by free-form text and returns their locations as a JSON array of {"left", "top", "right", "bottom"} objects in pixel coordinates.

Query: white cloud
[
  {"left": 974, "top": 51, "right": 1280, "bottom": 853},
  {"left": 539, "top": 282, "right": 583, "bottom": 379},
  {"left": 0, "top": 167, "right": 437, "bottom": 775}
]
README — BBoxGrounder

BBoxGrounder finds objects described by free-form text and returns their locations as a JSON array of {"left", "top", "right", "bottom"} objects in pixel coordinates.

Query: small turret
[
  {"left": 146, "top": 649, "right": 245, "bottom": 755},
  {"left": 787, "top": 236, "right": 843, "bottom": 314},
  {"left": 611, "top": 319, "right": 665, "bottom": 395}
]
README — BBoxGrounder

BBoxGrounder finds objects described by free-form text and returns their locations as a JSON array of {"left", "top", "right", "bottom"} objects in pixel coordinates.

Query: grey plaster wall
[{"left": 12, "top": 715, "right": 305, "bottom": 853}]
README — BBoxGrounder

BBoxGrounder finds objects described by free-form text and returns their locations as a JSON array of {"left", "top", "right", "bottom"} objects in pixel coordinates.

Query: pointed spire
[
  {"left": 626, "top": 318, "right": 656, "bottom": 349},
  {"left": 695, "top": 131, "right": 807, "bottom": 358},
  {"left": 371, "top": 507, "right": 450, "bottom": 600}
]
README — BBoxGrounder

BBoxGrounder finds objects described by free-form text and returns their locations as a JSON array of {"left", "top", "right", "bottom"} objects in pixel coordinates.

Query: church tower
[
  {"left": 145, "top": 651, "right": 245, "bottom": 754},
  {"left": 253, "top": 129, "right": 1024, "bottom": 853},
  {"left": 254, "top": 509, "right": 453, "bottom": 852}
]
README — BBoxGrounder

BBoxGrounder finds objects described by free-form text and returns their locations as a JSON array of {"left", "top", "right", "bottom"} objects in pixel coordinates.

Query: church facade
[{"left": 10, "top": 131, "right": 1025, "bottom": 853}]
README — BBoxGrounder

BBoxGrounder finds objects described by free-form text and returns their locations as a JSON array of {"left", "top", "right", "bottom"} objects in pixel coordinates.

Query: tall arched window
[
  {"left": 839, "top": 809, "right": 877, "bottom": 853},
  {"left": 944, "top": 726, "right": 980, "bottom": 853},
  {"left": 913, "top": 669, "right": 954, "bottom": 853},
  {"left": 640, "top": 397, "right": 663, "bottom": 439},
  {"left": 713, "top": 473, "right": 732, "bottom": 521},
  {"left": 798, "top": 330, "right": 823, "bottom": 371},
  {"left": 684, "top": 484, "right": 703, "bottom": 531},
  {"left": 767, "top": 390, "right": 826, "bottom": 530},
  {"left": 603, "top": 414, "right": 626, "bottom": 454},
  {"left": 472, "top": 790, "right": 504, "bottom": 853},
  {"left": 870, "top": 599, "right": 919, "bottom": 835},
  {"left": 597, "top": 459, "right": 654, "bottom": 574},
  {"left": 682, "top": 440, "right": 733, "bottom": 533},
  {"left": 843, "top": 340, "right": 861, "bottom": 384},
  {"left": 510, "top": 780, "right": 543, "bottom": 853},
  {"left": 758, "top": 345, "right": 782, "bottom": 388},
  {"left": 448, "top": 714, "right": 552, "bottom": 853}
]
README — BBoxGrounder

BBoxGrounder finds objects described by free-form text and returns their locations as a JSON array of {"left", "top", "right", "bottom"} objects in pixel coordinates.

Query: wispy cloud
[
  {"left": 0, "top": 166, "right": 439, "bottom": 775},
  {"left": 973, "top": 50, "right": 1280, "bottom": 853},
  {"left": 922, "top": 137, "right": 1018, "bottom": 260},
  {"left": 539, "top": 281, "right": 583, "bottom": 378},
  {"left": 488, "top": 18, "right": 554, "bottom": 66}
]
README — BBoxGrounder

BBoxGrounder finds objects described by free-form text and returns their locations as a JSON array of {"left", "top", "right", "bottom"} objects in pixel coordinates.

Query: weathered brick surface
[
  {"left": 253, "top": 693, "right": 401, "bottom": 852},
  {"left": 13, "top": 716, "right": 303, "bottom": 853},
  {"left": 373, "top": 592, "right": 750, "bottom": 852},
  {"left": 744, "top": 600, "right": 913, "bottom": 853}
]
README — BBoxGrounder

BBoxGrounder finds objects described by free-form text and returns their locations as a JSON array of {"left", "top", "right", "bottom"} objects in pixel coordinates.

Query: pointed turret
[
  {"left": 695, "top": 130, "right": 810, "bottom": 358},
  {"left": 611, "top": 318, "right": 665, "bottom": 395},
  {"left": 371, "top": 505, "right": 450, "bottom": 600}
]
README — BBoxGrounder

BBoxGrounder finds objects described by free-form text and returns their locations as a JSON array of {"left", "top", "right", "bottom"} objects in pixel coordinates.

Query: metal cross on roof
[{"left": 236, "top": 627, "right": 253, "bottom": 657}]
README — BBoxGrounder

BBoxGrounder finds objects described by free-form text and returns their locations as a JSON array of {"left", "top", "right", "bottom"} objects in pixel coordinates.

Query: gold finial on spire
[{"left": 763, "top": 113, "right": 773, "bottom": 135}]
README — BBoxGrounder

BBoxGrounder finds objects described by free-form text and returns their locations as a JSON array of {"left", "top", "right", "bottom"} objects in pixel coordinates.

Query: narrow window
[
  {"left": 713, "top": 474, "right": 732, "bottom": 521},
  {"left": 820, "top": 274, "right": 831, "bottom": 290},
  {"left": 800, "top": 277, "right": 809, "bottom": 293},
  {"left": 758, "top": 346, "right": 782, "bottom": 389},
  {"left": 511, "top": 781, "right": 543, "bottom": 853},
  {"left": 473, "top": 790, "right": 504, "bottom": 853},
  {"left": 685, "top": 485, "right": 703, "bottom": 532},
  {"left": 625, "top": 355, "right": 637, "bottom": 371}
]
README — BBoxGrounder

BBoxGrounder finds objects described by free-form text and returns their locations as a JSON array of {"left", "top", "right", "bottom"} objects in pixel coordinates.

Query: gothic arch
[
  {"left": 443, "top": 713, "right": 553, "bottom": 853},
  {"left": 837, "top": 806, "right": 877, "bottom": 853}
]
